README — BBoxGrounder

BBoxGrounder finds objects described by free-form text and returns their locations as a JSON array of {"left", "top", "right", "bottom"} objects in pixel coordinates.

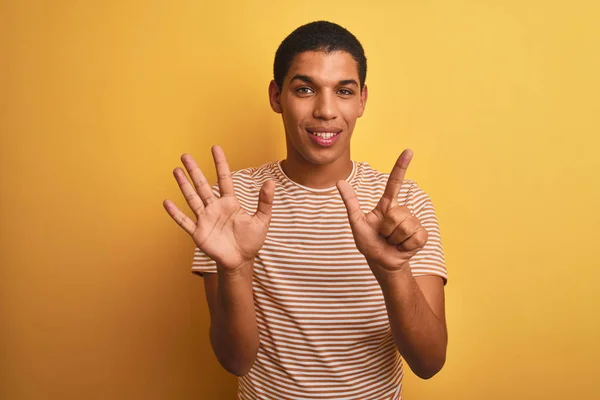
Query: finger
[
  {"left": 386, "top": 217, "right": 414, "bottom": 246},
  {"left": 253, "top": 180, "right": 275, "bottom": 225},
  {"left": 381, "top": 149, "right": 413, "bottom": 205},
  {"left": 379, "top": 206, "right": 411, "bottom": 238},
  {"left": 397, "top": 227, "right": 428, "bottom": 253},
  {"left": 336, "top": 180, "right": 363, "bottom": 225},
  {"left": 211, "top": 145, "right": 235, "bottom": 197},
  {"left": 173, "top": 167, "right": 204, "bottom": 216},
  {"left": 163, "top": 199, "right": 196, "bottom": 235},
  {"left": 181, "top": 153, "right": 217, "bottom": 205}
]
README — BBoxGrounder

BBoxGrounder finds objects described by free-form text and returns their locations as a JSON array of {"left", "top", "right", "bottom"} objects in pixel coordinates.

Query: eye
[
  {"left": 337, "top": 88, "right": 353, "bottom": 96},
  {"left": 296, "top": 87, "right": 314, "bottom": 95}
]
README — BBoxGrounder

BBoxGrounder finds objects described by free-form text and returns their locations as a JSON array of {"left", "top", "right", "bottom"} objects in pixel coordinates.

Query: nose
[{"left": 313, "top": 91, "right": 338, "bottom": 121}]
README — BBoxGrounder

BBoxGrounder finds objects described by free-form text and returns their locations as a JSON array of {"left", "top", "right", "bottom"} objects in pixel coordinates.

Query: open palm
[{"left": 163, "top": 146, "right": 275, "bottom": 271}]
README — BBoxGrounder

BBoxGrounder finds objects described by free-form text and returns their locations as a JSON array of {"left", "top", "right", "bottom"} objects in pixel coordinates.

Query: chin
[
  {"left": 300, "top": 148, "right": 345, "bottom": 166},
  {"left": 286, "top": 133, "right": 349, "bottom": 165}
]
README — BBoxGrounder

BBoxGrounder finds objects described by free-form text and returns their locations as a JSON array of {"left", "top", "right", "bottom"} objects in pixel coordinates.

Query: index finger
[{"left": 381, "top": 149, "right": 413, "bottom": 204}]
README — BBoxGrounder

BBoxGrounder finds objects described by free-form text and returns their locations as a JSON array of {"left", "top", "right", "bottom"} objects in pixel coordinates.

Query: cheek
[
  {"left": 341, "top": 101, "right": 362, "bottom": 121},
  {"left": 282, "top": 101, "right": 309, "bottom": 127}
]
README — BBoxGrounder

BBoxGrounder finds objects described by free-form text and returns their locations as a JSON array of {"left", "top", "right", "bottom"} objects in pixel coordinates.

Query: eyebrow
[{"left": 289, "top": 75, "right": 359, "bottom": 87}]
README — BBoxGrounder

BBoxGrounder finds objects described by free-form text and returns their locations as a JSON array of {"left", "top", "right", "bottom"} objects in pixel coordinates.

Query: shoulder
[
  {"left": 209, "top": 161, "right": 279, "bottom": 200},
  {"left": 228, "top": 161, "right": 280, "bottom": 199},
  {"left": 353, "top": 161, "right": 438, "bottom": 216},
  {"left": 211, "top": 161, "right": 278, "bottom": 189},
  {"left": 354, "top": 161, "right": 419, "bottom": 206}
]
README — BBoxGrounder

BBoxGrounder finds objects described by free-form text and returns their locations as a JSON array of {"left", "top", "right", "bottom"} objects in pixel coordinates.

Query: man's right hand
[{"left": 163, "top": 145, "right": 275, "bottom": 273}]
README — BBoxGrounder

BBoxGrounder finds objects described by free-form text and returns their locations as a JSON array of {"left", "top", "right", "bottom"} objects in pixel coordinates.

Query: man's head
[
  {"left": 269, "top": 21, "right": 368, "bottom": 167},
  {"left": 273, "top": 21, "right": 367, "bottom": 91}
]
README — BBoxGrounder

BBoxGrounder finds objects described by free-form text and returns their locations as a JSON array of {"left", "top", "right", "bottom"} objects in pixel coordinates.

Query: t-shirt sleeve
[
  {"left": 191, "top": 184, "right": 220, "bottom": 277},
  {"left": 191, "top": 246, "right": 217, "bottom": 276},
  {"left": 406, "top": 181, "right": 448, "bottom": 284}
]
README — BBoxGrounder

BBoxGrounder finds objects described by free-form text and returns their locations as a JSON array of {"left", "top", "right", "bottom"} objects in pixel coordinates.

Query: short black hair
[{"left": 273, "top": 21, "right": 367, "bottom": 90}]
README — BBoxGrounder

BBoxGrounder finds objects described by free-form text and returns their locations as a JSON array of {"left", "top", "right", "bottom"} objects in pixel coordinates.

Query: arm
[
  {"left": 163, "top": 146, "right": 274, "bottom": 376},
  {"left": 376, "top": 269, "right": 447, "bottom": 379},
  {"left": 203, "top": 262, "right": 259, "bottom": 377},
  {"left": 336, "top": 149, "right": 448, "bottom": 379}
]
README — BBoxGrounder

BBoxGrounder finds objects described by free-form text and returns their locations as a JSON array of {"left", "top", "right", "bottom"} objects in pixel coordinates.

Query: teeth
[{"left": 311, "top": 132, "right": 337, "bottom": 139}]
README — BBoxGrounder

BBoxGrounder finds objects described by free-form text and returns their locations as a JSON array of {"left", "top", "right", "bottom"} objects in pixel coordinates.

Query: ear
[
  {"left": 358, "top": 84, "right": 368, "bottom": 118},
  {"left": 268, "top": 80, "right": 282, "bottom": 114}
]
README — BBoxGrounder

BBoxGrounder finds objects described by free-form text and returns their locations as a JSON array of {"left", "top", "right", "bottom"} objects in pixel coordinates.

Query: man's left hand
[{"left": 336, "top": 149, "right": 428, "bottom": 276}]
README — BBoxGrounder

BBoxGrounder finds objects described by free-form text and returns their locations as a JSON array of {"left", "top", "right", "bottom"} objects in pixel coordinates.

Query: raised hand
[
  {"left": 163, "top": 146, "right": 275, "bottom": 272},
  {"left": 336, "top": 149, "right": 428, "bottom": 274}
]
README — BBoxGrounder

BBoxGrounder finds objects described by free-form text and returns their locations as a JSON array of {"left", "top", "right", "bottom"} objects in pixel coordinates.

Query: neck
[{"left": 281, "top": 151, "right": 353, "bottom": 189}]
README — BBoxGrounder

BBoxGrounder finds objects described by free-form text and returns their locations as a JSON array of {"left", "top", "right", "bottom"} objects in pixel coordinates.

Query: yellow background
[{"left": 2, "top": 0, "right": 599, "bottom": 399}]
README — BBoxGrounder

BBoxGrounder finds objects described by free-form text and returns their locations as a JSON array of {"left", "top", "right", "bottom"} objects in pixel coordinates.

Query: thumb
[
  {"left": 336, "top": 180, "right": 364, "bottom": 227},
  {"left": 253, "top": 179, "right": 275, "bottom": 225}
]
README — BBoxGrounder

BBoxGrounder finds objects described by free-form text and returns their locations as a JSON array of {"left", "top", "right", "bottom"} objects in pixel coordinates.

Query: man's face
[{"left": 269, "top": 51, "right": 368, "bottom": 166}]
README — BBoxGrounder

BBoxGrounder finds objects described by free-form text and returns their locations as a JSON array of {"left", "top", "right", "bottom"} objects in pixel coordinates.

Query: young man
[{"left": 164, "top": 21, "right": 448, "bottom": 400}]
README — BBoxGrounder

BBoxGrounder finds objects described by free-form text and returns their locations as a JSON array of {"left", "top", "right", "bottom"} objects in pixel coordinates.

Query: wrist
[
  {"left": 217, "top": 259, "right": 254, "bottom": 281},
  {"left": 369, "top": 261, "right": 413, "bottom": 289},
  {"left": 216, "top": 260, "right": 255, "bottom": 311}
]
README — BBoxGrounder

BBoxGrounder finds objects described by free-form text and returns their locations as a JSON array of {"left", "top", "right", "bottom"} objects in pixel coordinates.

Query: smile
[
  {"left": 306, "top": 129, "right": 342, "bottom": 147},
  {"left": 309, "top": 131, "right": 338, "bottom": 139}
]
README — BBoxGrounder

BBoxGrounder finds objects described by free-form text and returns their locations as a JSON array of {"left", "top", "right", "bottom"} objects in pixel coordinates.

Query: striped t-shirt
[{"left": 192, "top": 160, "right": 447, "bottom": 400}]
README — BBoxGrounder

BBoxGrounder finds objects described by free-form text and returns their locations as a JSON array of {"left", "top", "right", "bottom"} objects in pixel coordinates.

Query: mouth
[{"left": 306, "top": 129, "right": 342, "bottom": 147}]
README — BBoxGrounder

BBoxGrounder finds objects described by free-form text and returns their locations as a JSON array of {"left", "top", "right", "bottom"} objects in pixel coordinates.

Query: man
[{"left": 164, "top": 20, "right": 448, "bottom": 400}]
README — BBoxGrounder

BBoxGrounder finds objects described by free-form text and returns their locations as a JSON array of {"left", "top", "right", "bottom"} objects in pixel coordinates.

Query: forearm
[
  {"left": 210, "top": 262, "right": 259, "bottom": 376},
  {"left": 374, "top": 266, "right": 447, "bottom": 379}
]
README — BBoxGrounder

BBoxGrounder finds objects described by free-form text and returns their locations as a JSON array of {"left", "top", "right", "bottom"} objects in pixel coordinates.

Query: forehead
[{"left": 285, "top": 51, "right": 360, "bottom": 84}]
